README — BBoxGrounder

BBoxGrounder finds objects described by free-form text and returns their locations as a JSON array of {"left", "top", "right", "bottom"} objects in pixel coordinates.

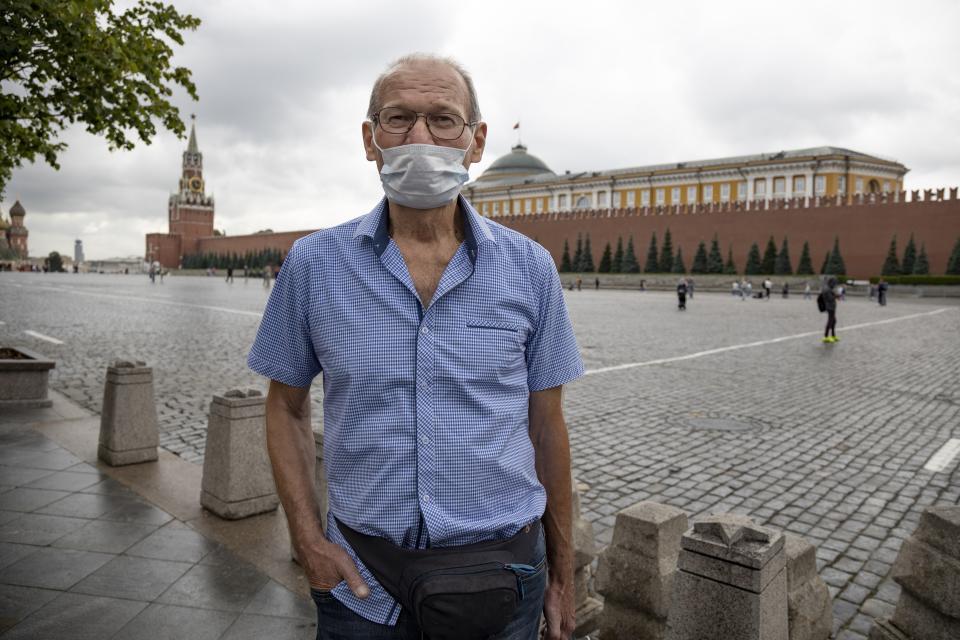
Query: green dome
[
  {"left": 477, "top": 144, "right": 554, "bottom": 182},
  {"left": 9, "top": 200, "right": 25, "bottom": 218}
]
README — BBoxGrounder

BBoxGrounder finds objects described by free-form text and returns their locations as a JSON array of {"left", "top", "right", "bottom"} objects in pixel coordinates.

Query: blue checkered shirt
[{"left": 247, "top": 196, "right": 583, "bottom": 624}]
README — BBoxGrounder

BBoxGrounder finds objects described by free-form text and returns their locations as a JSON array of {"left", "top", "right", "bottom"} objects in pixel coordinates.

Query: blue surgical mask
[{"left": 371, "top": 131, "right": 472, "bottom": 209}]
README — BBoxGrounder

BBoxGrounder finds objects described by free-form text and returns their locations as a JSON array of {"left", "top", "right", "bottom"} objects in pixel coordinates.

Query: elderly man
[{"left": 248, "top": 54, "right": 583, "bottom": 640}]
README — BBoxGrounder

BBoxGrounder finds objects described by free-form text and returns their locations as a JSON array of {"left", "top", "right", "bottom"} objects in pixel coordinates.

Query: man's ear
[
  {"left": 362, "top": 121, "right": 378, "bottom": 162},
  {"left": 468, "top": 122, "right": 487, "bottom": 164}
]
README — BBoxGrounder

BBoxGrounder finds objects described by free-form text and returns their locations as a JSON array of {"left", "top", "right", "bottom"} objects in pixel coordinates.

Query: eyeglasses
[{"left": 373, "top": 107, "right": 475, "bottom": 141}]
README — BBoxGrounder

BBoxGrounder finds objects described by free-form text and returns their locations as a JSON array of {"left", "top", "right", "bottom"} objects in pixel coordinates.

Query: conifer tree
[
  {"left": 820, "top": 251, "right": 830, "bottom": 275},
  {"left": 644, "top": 232, "right": 659, "bottom": 272},
  {"left": 724, "top": 247, "right": 737, "bottom": 274},
  {"left": 560, "top": 239, "right": 572, "bottom": 272},
  {"left": 659, "top": 228, "right": 674, "bottom": 273},
  {"left": 672, "top": 247, "right": 687, "bottom": 273},
  {"left": 948, "top": 238, "right": 960, "bottom": 275},
  {"left": 691, "top": 241, "right": 709, "bottom": 273},
  {"left": 573, "top": 234, "right": 583, "bottom": 272},
  {"left": 598, "top": 242, "right": 612, "bottom": 273},
  {"left": 775, "top": 237, "right": 793, "bottom": 275},
  {"left": 760, "top": 236, "right": 777, "bottom": 274},
  {"left": 622, "top": 236, "right": 640, "bottom": 273},
  {"left": 796, "top": 241, "right": 814, "bottom": 275},
  {"left": 707, "top": 234, "right": 724, "bottom": 273},
  {"left": 612, "top": 237, "right": 624, "bottom": 273},
  {"left": 581, "top": 234, "right": 596, "bottom": 272},
  {"left": 745, "top": 243, "right": 762, "bottom": 275},
  {"left": 913, "top": 243, "right": 930, "bottom": 275},
  {"left": 881, "top": 236, "right": 900, "bottom": 276},
  {"left": 901, "top": 233, "right": 917, "bottom": 275},
  {"left": 826, "top": 237, "right": 846, "bottom": 275}
]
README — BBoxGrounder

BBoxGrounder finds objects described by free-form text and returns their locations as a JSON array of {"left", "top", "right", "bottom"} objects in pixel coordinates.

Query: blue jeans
[{"left": 312, "top": 527, "right": 547, "bottom": 640}]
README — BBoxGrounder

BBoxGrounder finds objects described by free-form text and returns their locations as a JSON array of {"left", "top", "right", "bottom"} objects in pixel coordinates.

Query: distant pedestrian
[
  {"left": 744, "top": 280, "right": 752, "bottom": 300},
  {"left": 159, "top": 269, "right": 166, "bottom": 284},
  {"left": 226, "top": 266, "right": 234, "bottom": 283},
  {"left": 868, "top": 283, "right": 875, "bottom": 300},
  {"left": 148, "top": 262, "right": 156, "bottom": 284},
  {"left": 594, "top": 277, "right": 599, "bottom": 290},
  {"left": 782, "top": 282, "right": 789, "bottom": 298},
  {"left": 819, "top": 277, "right": 839, "bottom": 343},
  {"left": 838, "top": 283, "right": 846, "bottom": 301},
  {"left": 803, "top": 282, "right": 811, "bottom": 300},
  {"left": 639, "top": 279, "right": 646, "bottom": 292},
  {"left": 677, "top": 279, "right": 688, "bottom": 311},
  {"left": 878, "top": 278, "right": 888, "bottom": 306},
  {"left": 687, "top": 278, "right": 694, "bottom": 299},
  {"left": 732, "top": 281, "right": 740, "bottom": 297},
  {"left": 263, "top": 264, "right": 272, "bottom": 289},
  {"left": 576, "top": 277, "right": 582, "bottom": 291},
  {"left": 243, "top": 264, "right": 249, "bottom": 282},
  {"left": 763, "top": 278, "right": 772, "bottom": 299}
]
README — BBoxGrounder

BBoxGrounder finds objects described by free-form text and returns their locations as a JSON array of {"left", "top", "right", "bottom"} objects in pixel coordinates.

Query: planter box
[{"left": 0, "top": 347, "right": 56, "bottom": 409}]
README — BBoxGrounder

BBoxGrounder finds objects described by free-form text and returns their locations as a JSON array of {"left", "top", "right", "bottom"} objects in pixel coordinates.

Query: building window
[
  {"left": 524, "top": 199, "right": 532, "bottom": 214},
  {"left": 814, "top": 176, "right": 826, "bottom": 195},
  {"left": 773, "top": 177, "right": 786, "bottom": 196},
  {"left": 597, "top": 191, "right": 608, "bottom": 207},
  {"left": 686, "top": 186, "right": 697, "bottom": 204},
  {"left": 754, "top": 178, "right": 766, "bottom": 198},
  {"left": 493, "top": 202, "right": 499, "bottom": 215},
  {"left": 558, "top": 194, "right": 568, "bottom": 209},
  {"left": 703, "top": 185, "right": 713, "bottom": 201},
  {"left": 670, "top": 187, "right": 680, "bottom": 204},
  {"left": 656, "top": 188, "right": 665, "bottom": 205},
  {"left": 626, "top": 191, "right": 636, "bottom": 207},
  {"left": 575, "top": 195, "right": 591, "bottom": 209},
  {"left": 536, "top": 198, "right": 543, "bottom": 213},
  {"left": 720, "top": 183, "right": 730, "bottom": 202},
  {"left": 883, "top": 181, "right": 891, "bottom": 193},
  {"left": 793, "top": 176, "right": 805, "bottom": 195},
  {"left": 737, "top": 181, "right": 748, "bottom": 200},
  {"left": 513, "top": 200, "right": 521, "bottom": 214},
  {"left": 855, "top": 178, "right": 864, "bottom": 194},
  {"left": 838, "top": 176, "right": 847, "bottom": 195},
  {"left": 641, "top": 190, "right": 650, "bottom": 206}
]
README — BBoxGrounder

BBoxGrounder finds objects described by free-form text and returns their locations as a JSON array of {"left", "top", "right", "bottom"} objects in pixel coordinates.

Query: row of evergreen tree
[
  {"left": 181, "top": 248, "right": 286, "bottom": 270},
  {"left": 560, "top": 230, "right": 846, "bottom": 275},
  {"left": 881, "top": 234, "right": 960, "bottom": 276}
]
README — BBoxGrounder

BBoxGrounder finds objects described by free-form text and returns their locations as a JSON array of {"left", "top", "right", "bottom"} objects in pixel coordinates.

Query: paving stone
[
  {"left": 1, "top": 546, "right": 114, "bottom": 590},
  {"left": 0, "top": 592, "right": 147, "bottom": 639},
  {"left": 111, "top": 602, "right": 237, "bottom": 640}
]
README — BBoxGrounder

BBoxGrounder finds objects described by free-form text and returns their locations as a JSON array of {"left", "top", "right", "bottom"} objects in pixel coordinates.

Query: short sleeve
[
  {"left": 247, "top": 242, "right": 321, "bottom": 387},
  {"left": 525, "top": 245, "right": 584, "bottom": 391}
]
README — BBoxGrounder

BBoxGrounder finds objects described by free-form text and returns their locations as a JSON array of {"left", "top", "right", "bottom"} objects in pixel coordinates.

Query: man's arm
[
  {"left": 265, "top": 379, "right": 368, "bottom": 597},
  {"left": 529, "top": 385, "right": 576, "bottom": 640}
]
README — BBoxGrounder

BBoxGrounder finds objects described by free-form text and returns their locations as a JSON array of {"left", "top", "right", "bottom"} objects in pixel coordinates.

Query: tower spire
[{"left": 187, "top": 114, "right": 198, "bottom": 153}]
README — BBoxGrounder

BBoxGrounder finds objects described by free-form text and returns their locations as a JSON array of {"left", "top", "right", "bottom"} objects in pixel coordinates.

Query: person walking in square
[
  {"left": 878, "top": 278, "right": 888, "bottom": 306},
  {"left": 821, "top": 276, "right": 839, "bottom": 343},
  {"left": 677, "top": 278, "right": 688, "bottom": 310},
  {"left": 248, "top": 54, "right": 583, "bottom": 640}
]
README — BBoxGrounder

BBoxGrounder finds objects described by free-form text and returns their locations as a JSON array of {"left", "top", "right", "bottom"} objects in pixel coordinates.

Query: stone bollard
[
  {"left": 870, "top": 505, "right": 960, "bottom": 640},
  {"left": 98, "top": 360, "right": 158, "bottom": 466},
  {"left": 669, "top": 513, "right": 788, "bottom": 640},
  {"left": 784, "top": 534, "right": 831, "bottom": 640},
  {"left": 596, "top": 501, "right": 688, "bottom": 639},
  {"left": 200, "top": 389, "right": 278, "bottom": 519},
  {"left": 571, "top": 479, "right": 603, "bottom": 638}
]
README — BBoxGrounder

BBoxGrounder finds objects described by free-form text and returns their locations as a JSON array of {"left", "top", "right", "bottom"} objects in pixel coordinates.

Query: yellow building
[{"left": 463, "top": 146, "right": 908, "bottom": 217}]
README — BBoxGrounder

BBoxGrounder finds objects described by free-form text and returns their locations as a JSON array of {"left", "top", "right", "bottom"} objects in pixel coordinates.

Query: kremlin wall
[{"left": 145, "top": 123, "right": 960, "bottom": 278}]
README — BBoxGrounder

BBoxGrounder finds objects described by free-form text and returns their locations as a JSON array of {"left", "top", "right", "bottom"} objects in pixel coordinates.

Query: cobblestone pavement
[{"left": 2, "top": 272, "right": 959, "bottom": 639}]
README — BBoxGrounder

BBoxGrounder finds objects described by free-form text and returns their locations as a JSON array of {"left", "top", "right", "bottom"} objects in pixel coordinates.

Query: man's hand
[
  {"left": 298, "top": 537, "right": 370, "bottom": 598},
  {"left": 543, "top": 575, "right": 576, "bottom": 639}
]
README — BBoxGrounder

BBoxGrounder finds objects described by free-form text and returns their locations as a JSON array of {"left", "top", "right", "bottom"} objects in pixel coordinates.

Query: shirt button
[
  {"left": 423, "top": 494, "right": 431, "bottom": 502},
  {"left": 420, "top": 326, "right": 429, "bottom": 335},
  {"left": 420, "top": 435, "right": 429, "bottom": 444}
]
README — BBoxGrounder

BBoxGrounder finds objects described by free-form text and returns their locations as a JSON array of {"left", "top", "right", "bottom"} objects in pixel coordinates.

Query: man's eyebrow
[{"left": 381, "top": 99, "right": 466, "bottom": 116}]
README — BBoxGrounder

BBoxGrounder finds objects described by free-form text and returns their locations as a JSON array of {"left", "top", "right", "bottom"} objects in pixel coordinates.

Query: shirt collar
[{"left": 354, "top": 196, "right": 495, "bottom": 261}]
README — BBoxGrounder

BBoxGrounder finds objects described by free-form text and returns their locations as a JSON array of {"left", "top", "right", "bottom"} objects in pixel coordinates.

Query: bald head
[{"left": 366, "top": 54, "right": 481, "bottom": 123}]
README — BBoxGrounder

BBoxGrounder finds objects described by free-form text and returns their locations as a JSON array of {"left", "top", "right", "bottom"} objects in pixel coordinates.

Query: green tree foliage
[
  {"left": 826, "top": 237, "right": 846, "bottom": 275},
  {"left": 707, "top": 235, "right": 724, "bottom": 273},
  {"left": 948, "top": 238, "right": 960, "bottom": 275},
  {"left": 901, "top": 234, "right": 917, "bottom": 275},
  {"left": 881, "top": 236, "right": 900, "bottom": 276},
  {"left": 644, "top": 232, "right": 659, "bottom": 273},
  {"left": 0, "top": 0, "right": 201, "bottom": 199},
  {"left": 659, "top": 228, "right": 674, "bottom": 273},
  {"left": 622, "top": 236, "right": 640, "bottom": 273},
  {"left": 775, "top": 237, "right": 793, "bottom": 275},
  {"left": 796, "top": 241, "right": 814, "bottom": 275},
  {"left": 612, "top": 237, "right": 624, "bottom": 273},
  {"left": 560, "top": 239, "right": 572, "bottom": 272},
  {"left": 45, "top": 251, "right": 63, "bottom": 272},
  {"left": 691, "top": 241, "right": 709, "bottom": 273},
  {"left": 913, "top": 243, "right": 930, "bottom": 275},
  {"left": 182, "top": 248, "right": 286, "bottom": 271},
  {"left": 724, "top": 247, "right": 737, "bottom": 274},
  {"left": 672, "top": 247, "right": 686, "bottom": 273},
  {"left": 760, "top": 236, "right": 777, "bottom": 274},
  {"left": 598, "top": 242, "right": 612, "bottom": 273},
  {"left": 581, "top": 234, "right": 595, "bottom": 272},
  {"left": 573, "top": 234, "right": 583, "bottom": 271},
  {"left": 744, "top": 243, "right": 762, "bottom": 275},
  {"left": 820, "top": 251, "right": 830, "bottom": 275}
]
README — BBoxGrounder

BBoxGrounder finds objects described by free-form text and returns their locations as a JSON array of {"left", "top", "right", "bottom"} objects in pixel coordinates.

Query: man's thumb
[{"left": 338, "top": 557, "right": 370, "bottom": 599}]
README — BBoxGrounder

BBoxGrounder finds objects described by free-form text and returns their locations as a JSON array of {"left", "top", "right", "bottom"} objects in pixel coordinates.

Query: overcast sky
[{"left": 4, "top": 0, "right": 959, "bottom": 260}]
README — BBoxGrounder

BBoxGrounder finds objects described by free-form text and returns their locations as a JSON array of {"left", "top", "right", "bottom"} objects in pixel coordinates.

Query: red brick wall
[
  {"left": 194, "top": 229, "right": 317, "bottom": 257},
  {"left": 145, "top": 233, "right": 181, "bottom": 268},
  {"left": 498, "top": 192, "right": 960, "bottom": 278}
]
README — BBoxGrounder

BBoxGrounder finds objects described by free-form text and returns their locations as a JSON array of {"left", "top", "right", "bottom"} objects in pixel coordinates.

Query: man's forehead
[{"left": 378, "top": 62, "right": 469, "bottom": 113}]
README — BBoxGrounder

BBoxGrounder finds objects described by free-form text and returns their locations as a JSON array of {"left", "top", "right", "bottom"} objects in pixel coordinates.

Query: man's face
[{"left": 363, "top": 62, "right": 486, "bottom": 171}]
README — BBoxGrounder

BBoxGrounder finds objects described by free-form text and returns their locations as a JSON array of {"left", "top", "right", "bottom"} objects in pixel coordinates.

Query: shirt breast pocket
[{"left": 460, "top": 319, "right": 527, "bottom": 384}]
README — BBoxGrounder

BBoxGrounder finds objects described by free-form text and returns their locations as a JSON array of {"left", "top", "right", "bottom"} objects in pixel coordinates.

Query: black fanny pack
[{"left": 336, "top": 518, "right": 541, "bottom": 640}]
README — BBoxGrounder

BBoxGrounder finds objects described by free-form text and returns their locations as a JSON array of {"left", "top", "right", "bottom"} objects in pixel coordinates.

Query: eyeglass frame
[{"left": 371, "top": 107, "right": 479, "bottom": 141}]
